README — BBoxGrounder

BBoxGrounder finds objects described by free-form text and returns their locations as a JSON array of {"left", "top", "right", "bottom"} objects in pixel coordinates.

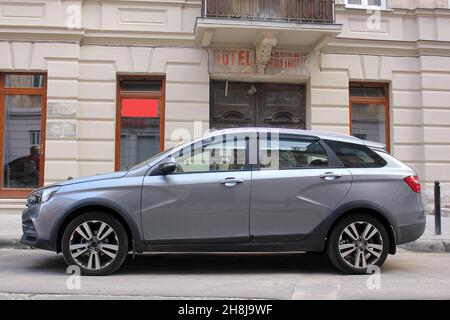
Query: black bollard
[{"left": 435, "top": 181, "right": 441, "bottom": 236}]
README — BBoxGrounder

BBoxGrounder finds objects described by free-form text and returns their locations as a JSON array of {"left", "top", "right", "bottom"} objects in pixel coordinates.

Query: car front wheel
[
  {"left": 61, "top": 212, "right": 129, "bottom": 276},
  {"left": 327, "top": 214, "right": 389, "bottom": 274}
]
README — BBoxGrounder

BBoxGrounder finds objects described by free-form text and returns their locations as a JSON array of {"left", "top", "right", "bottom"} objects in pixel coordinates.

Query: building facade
[{"left": 0, "top": 0, "right": 449, "bottom": 214}]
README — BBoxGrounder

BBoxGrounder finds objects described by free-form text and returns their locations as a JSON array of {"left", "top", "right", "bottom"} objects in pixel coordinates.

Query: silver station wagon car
[{"left": 22, "top": 128, "right": 426, "bottom": 276}]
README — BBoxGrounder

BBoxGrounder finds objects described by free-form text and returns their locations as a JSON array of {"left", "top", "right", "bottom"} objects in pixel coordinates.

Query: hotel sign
[{"left": 209, "top": 48, "right": 310, "bottom": 76}]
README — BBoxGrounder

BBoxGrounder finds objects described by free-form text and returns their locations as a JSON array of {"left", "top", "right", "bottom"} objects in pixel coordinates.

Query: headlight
[
  {"left": 41, "top": 187, "right": 60, "bottom": 203},
  {"left": 28, "top": 186, "right": 60, "bottom": 206}
]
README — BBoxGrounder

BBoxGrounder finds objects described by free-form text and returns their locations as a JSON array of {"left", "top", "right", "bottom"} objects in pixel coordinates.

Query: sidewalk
[
  {"left": 0, "top": 213, "right": 27, "bottom": 249},
  {"left": 0, "top": 213, "right": 449, "bottom": 252}
]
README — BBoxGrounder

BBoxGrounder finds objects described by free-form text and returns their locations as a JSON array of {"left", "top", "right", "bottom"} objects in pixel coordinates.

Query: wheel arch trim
[
  {"left": 51, "top": 198, "right": 144, "bottom": 253},
  {"left": 314, "top": 200, "right": 399, "bottom": 255}
]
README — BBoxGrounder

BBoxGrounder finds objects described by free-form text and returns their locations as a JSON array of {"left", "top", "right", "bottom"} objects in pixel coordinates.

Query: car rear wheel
[
  {"left": 62, "top": 212, "right": 129, "bottom": 276},
  {"left": 327, "top": 214, "right": 389, "bottom": 274}
]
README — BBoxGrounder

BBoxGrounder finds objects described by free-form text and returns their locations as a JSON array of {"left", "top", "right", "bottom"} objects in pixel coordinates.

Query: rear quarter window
[{"left": 324, "top": 140, "right": 387, "bottom": 168}]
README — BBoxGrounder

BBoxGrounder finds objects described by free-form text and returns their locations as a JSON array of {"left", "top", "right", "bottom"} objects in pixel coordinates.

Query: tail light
[{"left": 404, "top": 176, "right": 421, "bottom": 193}]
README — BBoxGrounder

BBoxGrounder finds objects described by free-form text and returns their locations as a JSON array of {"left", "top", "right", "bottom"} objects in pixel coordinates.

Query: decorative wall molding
[{"left": 255, "top": 33, "right": 277, "bottom": 74}]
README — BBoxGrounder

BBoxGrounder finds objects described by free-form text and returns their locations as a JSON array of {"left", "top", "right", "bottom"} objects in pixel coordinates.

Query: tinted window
[
  {"left": 259, "top": 136, "right": 329, "bottom": 170},
  {"left": 120, "top": 80, "right": 161, "bottom": 92},
  {"left": 172, "top": 135, "right": 247, "bottom": 173},
  {"left": 325, "top": 140, "right": 387, "bottom": 168}
]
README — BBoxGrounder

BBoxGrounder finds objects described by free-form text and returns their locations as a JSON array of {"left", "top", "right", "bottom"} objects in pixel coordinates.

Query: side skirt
[{"left": 142, "top": 233, "right": 326, "bottom": 253}]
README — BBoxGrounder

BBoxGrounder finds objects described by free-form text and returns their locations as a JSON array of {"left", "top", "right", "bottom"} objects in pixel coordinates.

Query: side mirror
[{"left": 153, "top": 158, "right": 177, "bottom": 176}]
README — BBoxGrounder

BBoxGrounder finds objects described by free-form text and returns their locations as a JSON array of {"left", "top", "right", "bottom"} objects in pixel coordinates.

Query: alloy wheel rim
[
  {"left": 69, "top": 220, "right": 119, "bottom": 270},
  {"left": 338, "top": 221, "right": 384, "bottom": 269}
]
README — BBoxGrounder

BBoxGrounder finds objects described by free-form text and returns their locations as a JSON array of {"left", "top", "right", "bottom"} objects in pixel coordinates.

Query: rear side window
[{"left": 324, "top": 140, "right": 387, "bottom": 168}]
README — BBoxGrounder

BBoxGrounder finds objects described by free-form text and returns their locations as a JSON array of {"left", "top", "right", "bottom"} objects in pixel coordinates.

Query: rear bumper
[{"left": 397, "top": 218, "right": 426, "bottom": 245}]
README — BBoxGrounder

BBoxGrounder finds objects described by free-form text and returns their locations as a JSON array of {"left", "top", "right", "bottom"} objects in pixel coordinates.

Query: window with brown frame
[
  {"left": 350, "top": 82, "right": 390, "bottom": 152},
  {"left": 0, "top": 73, "right": 47, "bottom": 198},
  {"left": 116, "top": 76, "right": 165, "bottom": 171}
]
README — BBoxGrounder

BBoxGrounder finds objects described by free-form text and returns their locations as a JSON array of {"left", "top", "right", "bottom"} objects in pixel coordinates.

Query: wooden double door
[{"left": 210, "top": 81, "right": 306, "bottom": 130}]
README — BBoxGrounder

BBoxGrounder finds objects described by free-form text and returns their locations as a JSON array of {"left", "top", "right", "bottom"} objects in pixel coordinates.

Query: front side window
[
  {"left": 350, "top": 83, "right": 390, "bottom": 152},
  {"left": 325, "top": 140, "right": 387, "bottom": 168},
  {"left": 0, "top": 73, "right": 46, "bottom": 195},
  {"left": 172, "top": 135, "right": 248, "bottom": 174},
  {"left": 117, "top": 77, "right": 164, "bottom": 171},
  {"left": 259, "top": 135, "right": 329, "bottom": 170}
]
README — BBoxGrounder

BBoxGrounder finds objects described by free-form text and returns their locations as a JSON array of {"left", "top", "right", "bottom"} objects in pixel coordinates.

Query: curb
[
  {"left": 400, "top": 240, "right": 450, "bottom": 253},
  {"left": 0, "top": 238, "right": 30, "bottom": 250}
]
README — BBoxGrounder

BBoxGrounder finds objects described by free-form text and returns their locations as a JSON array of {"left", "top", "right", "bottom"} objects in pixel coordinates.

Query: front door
[
  {"left": 141, "top": 133, "right": 252, "bottom": 242},
  {"left": 250, "top": 134, "right": 353, "bottom": 240},
  {"left": 210, "top": 81, "right": 306, "bottom": 130}
]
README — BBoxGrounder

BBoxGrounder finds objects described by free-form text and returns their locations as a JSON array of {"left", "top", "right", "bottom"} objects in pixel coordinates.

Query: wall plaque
[
  {"left": 47, "top": 102, "right": 77, "bottom": 117},
  {"left": 47, "top": 121, "right": 77, "bottom": 138}
]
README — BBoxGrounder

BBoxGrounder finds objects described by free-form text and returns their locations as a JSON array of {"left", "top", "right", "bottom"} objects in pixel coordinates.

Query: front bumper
[
  {"left": 397, "top": 217, "right": 426, "bottom": 245},
  {"left": 20, "top": 204, "right": 57, "bottom": 251}
]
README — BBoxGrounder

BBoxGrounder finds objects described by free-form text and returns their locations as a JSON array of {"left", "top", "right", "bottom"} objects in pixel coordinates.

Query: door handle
[
  {"left": 319, "top": 172, "right": 343, "bottom": 181},
  {"left": 220, "top": 178, "right": 244, "bottom": 187}
]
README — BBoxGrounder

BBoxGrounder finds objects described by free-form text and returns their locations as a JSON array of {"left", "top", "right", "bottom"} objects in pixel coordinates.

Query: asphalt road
[{"left": 0, "top": 248, "right": 449, "bottom": 300}]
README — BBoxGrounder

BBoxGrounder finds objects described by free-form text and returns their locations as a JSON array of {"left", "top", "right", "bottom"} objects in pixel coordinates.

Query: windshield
[{"left": 127, "top": 146, "right": 176, "bottom": 171}]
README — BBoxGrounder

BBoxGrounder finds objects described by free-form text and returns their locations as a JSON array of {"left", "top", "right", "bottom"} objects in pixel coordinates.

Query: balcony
[
  {"left": 195, "top": 0, "right": 342, "bottom": 49},
  {"left": 203, "top": 0, "right": 335, "bottom": 23}
]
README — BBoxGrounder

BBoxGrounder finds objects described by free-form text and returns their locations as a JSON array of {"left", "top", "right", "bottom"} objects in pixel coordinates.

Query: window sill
[{"left": 344, "top": 5, "right": 393, "bottom": 12}]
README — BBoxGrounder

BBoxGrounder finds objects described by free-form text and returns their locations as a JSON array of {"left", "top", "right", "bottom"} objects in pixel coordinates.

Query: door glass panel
[
  {"left": 259, "top": 136, "right": 329, "bottom": 170},
  {"left": 351, "top": 103, "right": 386, "bottom": 144},
  {"left": 3, "top": 95, "right": 42, "bottom": 188},
  {"left": 173, "top": 135, "right": 247, "bottom": 173},
  {"left": 119, "top": 98, "right": 160, "bottom": 170},
  {"left": 264, "top": 90, "right": 300, "bottom": 107},
  {"left": 214, "top": 88, "right": 249, "bottom": 105}
]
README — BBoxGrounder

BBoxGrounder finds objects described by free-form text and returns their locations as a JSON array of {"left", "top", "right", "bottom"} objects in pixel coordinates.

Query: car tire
[
  {"left": 326, "top": 214, "right": 390, "bottom": 274},
  {"left": 61, "top": 212, "right": 129, "bottom": 276}
]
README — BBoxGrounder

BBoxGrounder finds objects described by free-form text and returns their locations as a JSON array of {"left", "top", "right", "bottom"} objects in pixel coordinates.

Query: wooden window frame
[
  {"left": 0, "top": 72, "right": 47, "bottom": 199},
  {"left": 115, "top": 75, "right": 166, "bottom": 171},
  {"left": 349, "top": 82, "right": 390, "bottom": 152}
]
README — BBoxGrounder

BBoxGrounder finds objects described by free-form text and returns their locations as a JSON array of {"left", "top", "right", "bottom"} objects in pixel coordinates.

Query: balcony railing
[{"left": 202, "top": 0, "right": 335, "bottom": 24}]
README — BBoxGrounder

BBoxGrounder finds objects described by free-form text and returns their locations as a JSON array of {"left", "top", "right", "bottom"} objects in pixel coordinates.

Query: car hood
[{"left": 53, "top": 171, "right": 128, "bottom": 187}]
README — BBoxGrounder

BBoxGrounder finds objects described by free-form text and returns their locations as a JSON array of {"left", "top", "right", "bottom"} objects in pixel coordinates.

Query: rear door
[{"left": 250, "top": 134, "right": 352, "bottom": 241}]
